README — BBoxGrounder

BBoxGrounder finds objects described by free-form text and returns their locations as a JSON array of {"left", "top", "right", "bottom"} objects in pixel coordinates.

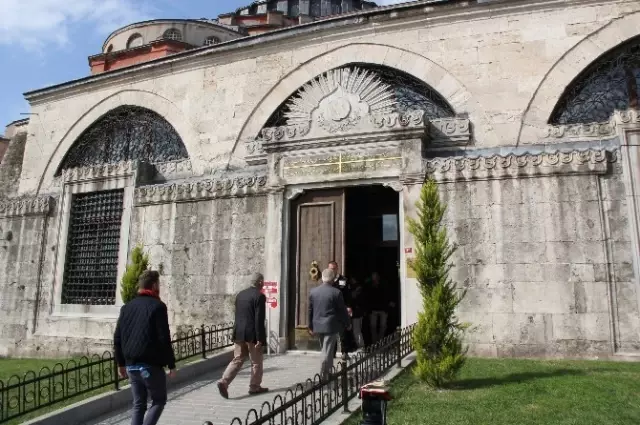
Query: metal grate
[
  {"left": 61, "top": 190, "right": 124, "bottom": 305},
  {"left": 550, "top": 36, "right": 640, "bottom": 125},
  {"left": 56, "top": 105, "right": 189, "bottom": 175}
]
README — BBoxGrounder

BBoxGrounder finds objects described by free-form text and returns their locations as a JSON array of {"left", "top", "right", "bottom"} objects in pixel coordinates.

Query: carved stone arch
[
  {"left": 518, "top": 11, "right": 640, "bottom": 144},
  {"left": 37, "top": 89, "right": 203, "bottom": 194},
  {"left": 232, "top": 43, "right": 493, "bottom": 162}
]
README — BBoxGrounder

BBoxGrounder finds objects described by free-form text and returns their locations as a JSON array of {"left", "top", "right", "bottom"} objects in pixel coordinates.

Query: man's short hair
[
  {"left": 138, "top": 270, "right": 160, "bottom": 290},
  {"left": 249, "top": 272, "right": 264, "bottom": 288},
  {"left": 328, "top": 260, "right": 338, "bottom": 267},
  {"left": 322, "top": 268, "right": 336, "bottom": 283}
]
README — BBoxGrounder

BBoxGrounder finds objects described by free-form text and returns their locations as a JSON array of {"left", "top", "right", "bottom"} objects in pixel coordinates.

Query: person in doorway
[
  {"left": 114, "top": 270, "right": 176, "bottom": 425},
  {"left": 328, "top": 261, "right": 355, "bottom": 357},
  {"left": 217, "top": 273, "right": 269, "bottom": 399},
  {"left": 349, "top": 277, "right": 367, "bottom": 350},
  {"left": 368, "top": 272, "right": 395, "bottom": 344},
  {"left": 308, "top": 268, "right": 350, "bottom": 382}
]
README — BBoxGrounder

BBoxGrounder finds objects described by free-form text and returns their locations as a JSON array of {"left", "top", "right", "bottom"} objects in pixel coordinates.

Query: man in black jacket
[
  {"left": 114, "top": 270, "right": 176, "bottom": 425},
  {"left": 328, "top": 261, "right": 355, "bottom": 357},
  {"left": 217, "top": 273, "right": 268, "bottom": 399}
]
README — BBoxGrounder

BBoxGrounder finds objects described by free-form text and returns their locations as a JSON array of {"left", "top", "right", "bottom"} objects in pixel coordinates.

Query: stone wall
[
  {"left": 0, "top": 197, "right": 53, "bottom": 357},
  {"left": 0, "top": 133, "right": 27, "bottom": 198},
  {"left": 402, "top": 148, "right": 639, "bottom": 358},
  {"left": 130, "top": 195, "right": 268, "bottom": 332}
]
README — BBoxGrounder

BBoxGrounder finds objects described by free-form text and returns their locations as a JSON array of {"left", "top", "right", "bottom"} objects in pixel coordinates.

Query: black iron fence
[
  {"left": 227, "top": 324, "right": 415, "bottom": 425},
  {"left": 0, "top": 322, "right": 234, "bottom": 424}
]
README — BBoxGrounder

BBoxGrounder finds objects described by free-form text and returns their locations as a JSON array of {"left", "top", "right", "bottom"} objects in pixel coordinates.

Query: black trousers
[{"left": 127, "top": 366, "right": 167, "bottom": 425}]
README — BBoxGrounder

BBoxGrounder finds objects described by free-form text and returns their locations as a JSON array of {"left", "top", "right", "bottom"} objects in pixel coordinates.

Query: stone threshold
[{"left": 22, "top": 348, "right": 234, "bottom": 425}]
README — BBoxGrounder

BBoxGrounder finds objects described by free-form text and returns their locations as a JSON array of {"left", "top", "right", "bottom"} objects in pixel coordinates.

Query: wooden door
[{"left": 288, "top": 189, "right": 344, "bottom": 350}]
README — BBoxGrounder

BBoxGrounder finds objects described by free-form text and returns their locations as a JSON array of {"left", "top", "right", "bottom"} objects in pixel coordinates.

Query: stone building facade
[{"left": 2, "top": 0, "right": 640, "bottom": 359}]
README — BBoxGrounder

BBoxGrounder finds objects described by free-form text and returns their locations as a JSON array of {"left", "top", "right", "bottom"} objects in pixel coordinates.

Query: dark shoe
[
  {"left": 217, "top": 381, "right": 229, "bottom": 399},
  {"left": 248, "top": 387, "right": 269, "bottom": 395}
]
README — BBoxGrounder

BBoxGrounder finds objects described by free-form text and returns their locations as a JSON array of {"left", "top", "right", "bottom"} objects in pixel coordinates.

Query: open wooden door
[{"left": 288, "top": 189, "right": 344, "bottom": 350}]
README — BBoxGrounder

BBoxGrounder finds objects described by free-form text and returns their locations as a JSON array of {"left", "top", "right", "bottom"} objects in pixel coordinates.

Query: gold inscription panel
[{"left": 282, "top": 151, "right": 402, "bottom": 178}]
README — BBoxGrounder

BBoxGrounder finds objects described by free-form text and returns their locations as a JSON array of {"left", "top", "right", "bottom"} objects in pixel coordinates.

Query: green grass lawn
[
  {"left": 346, "top": 357, "right": 640, "bottom": 425},
  {"left": 0, "top": 357, "right": 74, "bottom": 382}
]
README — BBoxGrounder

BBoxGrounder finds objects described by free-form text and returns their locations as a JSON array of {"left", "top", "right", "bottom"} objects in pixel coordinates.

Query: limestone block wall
[
  {"left": 129, "top": 195, "right": 268, "bottom": 332},
  {"left": 402, "top": 150, "right": 639, "bottom": 358},
  {"left": 0, "top": 199, "right": 52, "bottom": 357}
]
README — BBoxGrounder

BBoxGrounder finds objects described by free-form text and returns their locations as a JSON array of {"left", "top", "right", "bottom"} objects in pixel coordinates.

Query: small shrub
[
  {"left": 120, "top": 245, "right": 149, "bottom": 304},
  {"left": 408, "top": 179, "right": 468, "bottom": 388}
]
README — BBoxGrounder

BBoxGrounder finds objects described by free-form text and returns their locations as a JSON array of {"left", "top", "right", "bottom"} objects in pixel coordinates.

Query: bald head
[{"left": 249, "top": 273, "right": 264, "bottom": 290}]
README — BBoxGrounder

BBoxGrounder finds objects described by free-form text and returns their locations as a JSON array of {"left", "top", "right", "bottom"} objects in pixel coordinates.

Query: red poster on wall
[{"left": 261, "top": 281, "right": 278, "bottom": 295}]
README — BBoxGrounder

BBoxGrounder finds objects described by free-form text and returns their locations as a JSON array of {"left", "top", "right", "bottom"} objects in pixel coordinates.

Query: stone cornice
[
  {"left": 542, "top": 109, "right": 640, "bottom": 140},
  {"left": 247, "top": 114, "right": 471, "bottom": 165},
  {"left": 61, "top": 161, "right": 138, "bottom": 183},
  {"left": 0, "top": 196, "right": 54, "bottom": 218},
  {"left": 421, "top": 148, "right": 618, "bottom": 183},
  {"left": 134, "top": 175, "right": 268, "bottom": 205}
]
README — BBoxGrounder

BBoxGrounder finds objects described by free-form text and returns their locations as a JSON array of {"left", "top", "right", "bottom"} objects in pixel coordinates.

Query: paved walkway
[{"left": 87, "top": 353, "right": 340, "bottom": 425}]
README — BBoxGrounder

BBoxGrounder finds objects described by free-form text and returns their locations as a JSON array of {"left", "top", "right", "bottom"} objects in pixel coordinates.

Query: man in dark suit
[
  {"left": 328, "top": 260, "right": 355, "bottom": 357},
  {"left": 114, "top": 270, "right": 176, "bottom": 425},
  {"left": 308, "top": 268, "right": 350, "bottom": 381},
  {"left": 217, "top": 273, "right": 268, "bottom": 399}
]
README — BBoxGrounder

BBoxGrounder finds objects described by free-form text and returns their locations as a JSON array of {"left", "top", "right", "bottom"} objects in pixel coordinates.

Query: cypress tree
[
  {"left": 408, "top": 179, "right": 468, "bottom": 387},
  {"left": 120, "top": 245, "right": 149, "bottom": 304}
]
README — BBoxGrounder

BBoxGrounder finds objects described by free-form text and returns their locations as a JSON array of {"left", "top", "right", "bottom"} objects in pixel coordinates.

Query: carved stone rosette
[
  {"left": 423, "top": 149, "right": 618, "bottom": 182},
  {"left": 543, "top": 109, "right": 640, "bottom": 140},
  {"left": 0, "top": 196, "right": 54, "bottom": 218},
  {"left": 134, "top": 175, "right": 268, "bottom": 205}
]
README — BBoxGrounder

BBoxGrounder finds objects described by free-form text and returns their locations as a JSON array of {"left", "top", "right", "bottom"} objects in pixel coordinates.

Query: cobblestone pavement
[{"left": 87, "top": 353, "right": 340, "bottom": 425}]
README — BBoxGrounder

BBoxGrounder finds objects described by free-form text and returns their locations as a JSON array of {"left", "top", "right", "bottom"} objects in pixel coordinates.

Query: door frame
[{"left": 281, "top": 178, "right": 405, "bottom": 350}]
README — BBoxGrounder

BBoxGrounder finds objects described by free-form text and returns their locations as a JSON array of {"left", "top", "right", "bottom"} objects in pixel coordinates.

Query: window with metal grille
[
  {"left": 163, "top": 28, "right": 182, "bottom": 41},
  {"left": 550, "top": 36, "right": 640, "bottom": 125},
  {"left": 61, "top": 189, "right": 124, "bottom": 305}
]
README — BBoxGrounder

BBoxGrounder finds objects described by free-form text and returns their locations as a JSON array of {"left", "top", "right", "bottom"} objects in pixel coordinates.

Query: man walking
[
  {"left": 114, "top": 270, "right": 176, "bottom": 425},
  {"left": 308, "top": 268, "right": 350, "bottom": 381},
  {"left": 328, "top": 261, "right": 355, "bottom": 357},
  {"left": 217, "top": 273, "right": 269, "bottom": 399}
]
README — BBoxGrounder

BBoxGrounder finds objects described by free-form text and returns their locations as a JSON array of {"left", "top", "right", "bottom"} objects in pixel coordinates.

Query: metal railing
[
  {"left": 226, "top": 324, "right": 415, "bottom": 425},
  {"left": 0, "top": 322, "right": 234, "bottom": 424}
]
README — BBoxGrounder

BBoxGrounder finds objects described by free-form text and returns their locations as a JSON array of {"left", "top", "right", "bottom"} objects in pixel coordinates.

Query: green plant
[
  {"left": 407, "top": 179, "right": 468, "bottom": 388},
  {"left": 120, "top": 245, "right": 149, "bottom": 304}
]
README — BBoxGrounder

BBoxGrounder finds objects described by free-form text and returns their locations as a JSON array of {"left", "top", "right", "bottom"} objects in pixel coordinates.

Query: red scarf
[{"left": 138, "top": 288, "right": 160, "bottom": 300}]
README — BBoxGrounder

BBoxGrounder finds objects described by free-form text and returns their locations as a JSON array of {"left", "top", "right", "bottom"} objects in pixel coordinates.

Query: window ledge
[{"left": 52, "top": 304, "right": 121, "bottom": 319}]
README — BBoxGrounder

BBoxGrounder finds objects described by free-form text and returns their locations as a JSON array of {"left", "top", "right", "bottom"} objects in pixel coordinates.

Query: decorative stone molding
[
  {"left": 134, "top": 175, "right": 268, "bottom": 205},
  {"left": 61, "top": 161, "right": 138, "bottom": 183},
  {"left": 428, "top": 118, "right": 471, "bottom": 145},
  {"left": 614, "top": 109, "right": 640, "bottom": 127},
  {"left": 382, "top": 181, "right": 404, "bottom": 192},
  {"left": 154, "top": 160, "right": 193, "bottom": 176},
  {"left": 0, "top": 196, "right": 54, "bottom": 218},
  {"left": 423, "top": 149, "right": 619, "bottom": 182},
  {"left": 542, "top": 122, "right": 616, "bottom": 139},
  {"left": 285, "top": 188, "right": 305, "bottom": 200}
]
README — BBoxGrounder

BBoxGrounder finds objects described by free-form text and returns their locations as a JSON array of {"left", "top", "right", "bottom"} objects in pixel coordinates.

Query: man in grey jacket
[{"left": 308, "top": 268, "right": 350, "bottom": 381}]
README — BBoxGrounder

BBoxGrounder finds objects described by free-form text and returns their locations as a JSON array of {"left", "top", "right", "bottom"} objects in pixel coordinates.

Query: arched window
[
  {"left": 163, "top": 28, "right": 182, "bottom": 41},
  {"left": 550, "top": 36, "right": 640, "bottom": 125},
  {"left": 106, "top": 44, "right": 114, "bottom": 53},
  {"left": 126, "top": 33, "right": 143, "bottom": 49},
  {"left": 204, "top": 35, "right": 220, "bottom": 46},
  {"left": 264, "top": 63, "right": 455, "bottom": 128},
  {"left": 331, "top": 0, "right": 342, "bottom": 15},
  {"left": 56, "top": 106, "right": 188, "bottom": 175}
]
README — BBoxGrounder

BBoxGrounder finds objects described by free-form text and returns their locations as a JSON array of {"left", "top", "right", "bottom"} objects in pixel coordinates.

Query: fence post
[
  {"left": 396, "top": 327, "right": 402, "bottom": 369},
  {"left": 201, "top": 324, "right": 207, "bottom": 359},
  {"left": 114, "top": 357, "right": 120, "bottom": 390},
  {"left": 340, "top": 360, "right": 349, "bottom": 413}
]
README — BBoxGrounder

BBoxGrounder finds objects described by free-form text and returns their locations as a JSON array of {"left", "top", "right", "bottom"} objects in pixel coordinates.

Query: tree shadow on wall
[{"left": 451, "top": 369, "right": 585, "bottom": 391}]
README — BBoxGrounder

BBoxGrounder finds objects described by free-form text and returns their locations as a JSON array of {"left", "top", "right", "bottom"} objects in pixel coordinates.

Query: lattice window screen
[{"left": 61, "top": 189, "right": 124, "bottom": 305}]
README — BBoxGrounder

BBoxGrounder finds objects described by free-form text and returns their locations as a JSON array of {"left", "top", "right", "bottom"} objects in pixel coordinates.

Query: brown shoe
[
  {"left": 248, "top": 387, "right": 269, "bottom": 395},
  {"left": 217, "top": 381, "right": 229, "bottom": 399}
]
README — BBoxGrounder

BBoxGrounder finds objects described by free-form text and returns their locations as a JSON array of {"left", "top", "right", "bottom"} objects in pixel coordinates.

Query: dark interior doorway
[
  {"left": 286, "top": 185, "right": 400, "bottom": 350},
  {"left": 344, "top": 185, "right": 400, "bottom": 346}
]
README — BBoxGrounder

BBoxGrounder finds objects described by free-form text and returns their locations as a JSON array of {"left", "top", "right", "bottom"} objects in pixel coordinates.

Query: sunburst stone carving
[{"left": 284, "top": 67, "right": 397, "bottom": 133}]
